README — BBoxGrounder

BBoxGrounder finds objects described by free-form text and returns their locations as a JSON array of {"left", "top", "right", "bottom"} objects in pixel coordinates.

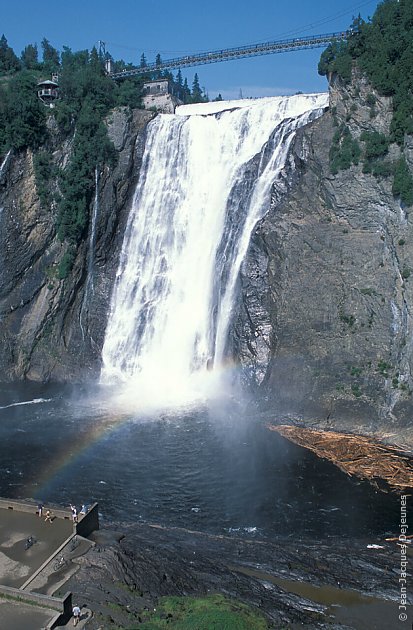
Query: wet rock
[
  {"left": 64, "top": 523, "right": 409, "bottom": 629},
  {"left": 234, "top": 71, "right": 413, "bottom": 440}
]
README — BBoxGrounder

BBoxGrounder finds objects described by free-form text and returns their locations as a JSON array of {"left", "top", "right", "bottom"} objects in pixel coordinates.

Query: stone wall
[{"left": 142, "top": 92, "right": 182, "bottom": 113}]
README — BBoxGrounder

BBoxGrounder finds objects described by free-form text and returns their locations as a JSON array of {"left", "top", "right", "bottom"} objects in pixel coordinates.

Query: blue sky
[{"left": 3, "top": 0, "right": 381, "bottom": 99}]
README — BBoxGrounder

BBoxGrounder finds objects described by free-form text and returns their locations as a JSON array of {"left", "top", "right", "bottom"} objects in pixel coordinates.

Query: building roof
[
  {"left": 143, "top": 78, "right": 170, "bottom": 85},
  {"left": 37, "top": 80, "right": 59, "bottom": 88}
]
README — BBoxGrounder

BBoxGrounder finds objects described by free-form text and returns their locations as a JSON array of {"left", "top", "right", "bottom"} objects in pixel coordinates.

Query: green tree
[
  {"left": 1, "top": 71, "right": 45, "bottom": 150},
  {"left": 21, "top": 44, "right": 39, "bottom": 69},
  {"left": 360, "top": 131, "right": 389, "bottom": 160},
  {"left": 41, "top": 38, "right": 60, "bottom": 72},
  {"left": 53, "top": 49, "right": 117, "bottom": 269},
  {"left": 393, "top": 156, "right": 413, "bottom": 206},
  {"left": 329, "top": 125, "right": 360, "bottom": 174},
  {"left": 182, "top": 77, "right": 191, "bottom": 104},
  {"left": 0, "top": 34, "right": 21, "bottom": 75},
  {"left": 319, "top": 0, "right": 413, "bottom": 145},
  {"left": 115, "top": 78, "right": 143, "bottom": 108},
  {"left": 155, "top": 53, "right": 162, "bottom": 78},
  {"left": 191, "top": 73, "right": 203, "bottom": 102}
]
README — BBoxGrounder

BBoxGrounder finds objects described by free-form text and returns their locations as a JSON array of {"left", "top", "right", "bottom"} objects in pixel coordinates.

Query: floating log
[
  {"left": 268, "top": 424, "right": 413, "bottom": 492},
  {"left": 385, "top": 535, "right": 413, "bottom": 542}
]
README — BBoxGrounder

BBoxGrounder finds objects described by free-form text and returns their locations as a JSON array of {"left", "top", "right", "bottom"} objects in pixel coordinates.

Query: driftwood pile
[{"left": 268, "top": 425, "right": 413, "bottom": 492}]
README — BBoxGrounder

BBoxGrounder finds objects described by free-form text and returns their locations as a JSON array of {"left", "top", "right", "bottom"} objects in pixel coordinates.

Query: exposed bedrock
[
  {"left": 234, "top": 72, "right": 413, "bottom": 437},
  {"left": 0, "top": 108, "right": 155, "bottom": 382}
]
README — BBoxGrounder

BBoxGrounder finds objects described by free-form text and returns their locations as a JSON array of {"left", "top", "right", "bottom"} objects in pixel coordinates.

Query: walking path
[{"left": 0, "top": 500, "right": 96, "bottom": 628}]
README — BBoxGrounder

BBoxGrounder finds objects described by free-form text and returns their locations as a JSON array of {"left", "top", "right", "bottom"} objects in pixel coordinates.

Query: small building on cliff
[
  {"left": 37, "top": 74, "right": 59, "bottom": 108},
  {"left": 142, "top": 79, "right": 183, "bottom": 113}
]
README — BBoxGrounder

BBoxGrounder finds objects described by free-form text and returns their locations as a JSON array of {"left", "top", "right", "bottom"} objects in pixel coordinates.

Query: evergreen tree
[
  {"left": 318, "top": 0, "right": 413, "bottom": 144},
  {"left": 0, "top": 35, "right": 21, "bottom": 75},
  {"left": 41, "top": 38, "right": 60, "bottom": 72},
  {"left": 191, "top": 73, "right": 203, "bottom": 103},
  {"left": 140, "top": 53, "right": 147, "bottom": 68},
  {"left": 182, "top": 77, "right": 191, "bottom": 104},
  {"left": 154, "top": 53, "right": 162, "bottom": 78},
  {"left": 393, "top": 156, "right": 413, "bottom": 206},
  {"left": 115, "top": 78, "right": 143, "bottom": 108},
  {"left": 1, "top": 71, "right": 45, "bottom": 150},
  {"left": 21, "top": 43, "right": 39, "bottom": 70}
]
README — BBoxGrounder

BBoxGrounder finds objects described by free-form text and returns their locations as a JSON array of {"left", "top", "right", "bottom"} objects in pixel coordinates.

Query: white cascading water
[
  {"left": 0, "top": 149, "right": 11, "bottom": 179},
  {"left": 101, "top": 94, "right": 328, "bottom": 408}
]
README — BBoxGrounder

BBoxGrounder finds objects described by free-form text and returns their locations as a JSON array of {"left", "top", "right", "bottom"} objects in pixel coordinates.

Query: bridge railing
[{"left": 109, "top": 31, "right": 349, "bottom": 80}]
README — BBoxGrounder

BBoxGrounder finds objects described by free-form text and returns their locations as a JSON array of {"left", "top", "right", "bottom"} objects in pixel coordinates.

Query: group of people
[
  {"left": 35, "top": 502, "right": 87, "bottom": 626},
  {"left": 70, "top": 503, "right": 87, "bottom": 523},
  {"left": 37, "top": 502, "right": 87, "bottom": 523}
]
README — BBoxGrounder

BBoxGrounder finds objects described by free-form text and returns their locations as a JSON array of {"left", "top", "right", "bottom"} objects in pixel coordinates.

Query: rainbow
[
  {"left": 21, "top": 360, "right": 241, "bottom": 500},
  {"left": 23, "top": 409, "right": 130, "bottom": 501}
]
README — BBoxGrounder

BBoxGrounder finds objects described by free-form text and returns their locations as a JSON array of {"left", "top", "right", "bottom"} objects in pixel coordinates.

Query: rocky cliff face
[
  {"left": 235, "top": 70, "right": 413, "bottom": 437},
  {"left": 0, "top": 107, "right": 155, "bottom": 382}
]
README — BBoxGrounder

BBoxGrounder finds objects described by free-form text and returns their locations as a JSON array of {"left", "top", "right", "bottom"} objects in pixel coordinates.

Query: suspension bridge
[{"left": 107, "top": 31, "right": 349, "bottom": 81}]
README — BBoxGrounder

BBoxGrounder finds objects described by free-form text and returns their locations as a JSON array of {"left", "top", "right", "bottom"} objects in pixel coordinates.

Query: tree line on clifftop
[{"left": 318, "top": 0, "right": 413, "bottom": 205}]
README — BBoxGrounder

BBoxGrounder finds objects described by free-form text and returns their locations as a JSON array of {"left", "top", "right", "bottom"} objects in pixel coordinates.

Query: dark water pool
[{"left": 0, "top": 382, "right": 406, "bottom": 540}]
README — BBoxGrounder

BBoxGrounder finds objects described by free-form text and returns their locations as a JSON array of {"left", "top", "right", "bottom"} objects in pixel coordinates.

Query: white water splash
[
  {"left": 0, "top": 149, "right": 11, "bottom": 179},
  {"left": 101, "top": 94, "right": 328, "bottom": 409},
  {"left": 0, "top": 398, "right": 52, "bottom": 411}
]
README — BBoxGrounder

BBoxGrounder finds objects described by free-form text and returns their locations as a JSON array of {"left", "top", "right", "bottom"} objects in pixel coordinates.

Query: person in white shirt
[{"left": 72, "top": 605, "right": 81, "bottom": 626}]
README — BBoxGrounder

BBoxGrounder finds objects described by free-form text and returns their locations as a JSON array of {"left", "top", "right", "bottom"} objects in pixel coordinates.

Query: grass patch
[{"left": 133, "top": 594, "right": 269, "bottom": 630}]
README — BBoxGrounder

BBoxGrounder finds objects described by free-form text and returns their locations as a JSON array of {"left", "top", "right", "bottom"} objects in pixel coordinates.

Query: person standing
[
  {"left": 70, "top": 504, "right": 78, "bottom": 523},
  {"left": 72, "top": 604, "right": 81, "bottom": 626},
  {"left": 37, "top": 503, "right": 43, "bottom": 517}
]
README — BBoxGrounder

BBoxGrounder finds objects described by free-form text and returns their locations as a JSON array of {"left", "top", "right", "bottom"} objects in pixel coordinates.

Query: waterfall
[
  {"left": 0, "top": 149, "right": 11, "bottom": 177},
  {"left": 80, "top": 167, "right": 99, "bottom": 339},
  {"left": 101, "top": 94, "right": 328, "bottom": 407}
]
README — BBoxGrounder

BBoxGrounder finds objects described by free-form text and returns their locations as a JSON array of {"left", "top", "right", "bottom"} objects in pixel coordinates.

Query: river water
[{"left": 0, "top": 382, "right": 402, "bottom": 540}]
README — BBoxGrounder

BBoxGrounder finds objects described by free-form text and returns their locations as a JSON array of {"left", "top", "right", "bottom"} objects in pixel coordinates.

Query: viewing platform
[{"left": 0, "top": 498, "right": 99, "bottom": 629}]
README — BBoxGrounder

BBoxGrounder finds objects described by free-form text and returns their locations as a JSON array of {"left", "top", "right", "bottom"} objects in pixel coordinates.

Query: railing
[
  {"left": 110, "top": 31, "right": 349, "bottom": 80},
  {"left": 38, "top": 88, "right": 59, "bottom": 98}
]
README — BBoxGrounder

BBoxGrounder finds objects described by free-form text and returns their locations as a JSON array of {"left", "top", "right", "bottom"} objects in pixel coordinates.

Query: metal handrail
[{"left": 110, "top": 31, "right": 348, "bottom": 80}]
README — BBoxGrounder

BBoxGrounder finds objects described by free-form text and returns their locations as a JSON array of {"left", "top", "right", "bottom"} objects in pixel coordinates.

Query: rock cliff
[
  {"left": 0, "top": 107, "right": 155, "bottom": 381},
  {"left": 235, "top": 70, "right": 413, "bottom": 437}
]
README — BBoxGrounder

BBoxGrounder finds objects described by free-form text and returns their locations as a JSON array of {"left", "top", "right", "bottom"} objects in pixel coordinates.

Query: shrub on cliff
[
  {"left": 0, "top": 71, "right": 45, "bottom": 151},
  {"left": 57, "top": 97, "right": 117, "bottom": 245},
  {"left": 329, "top": 125, "right": 361, "bottom": 174},
  {"left": 393, "top": 157, "right": 413, "bottom": 206},
  {"left": 319, "top": 0, "right": 413, "bottom": 145}
]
